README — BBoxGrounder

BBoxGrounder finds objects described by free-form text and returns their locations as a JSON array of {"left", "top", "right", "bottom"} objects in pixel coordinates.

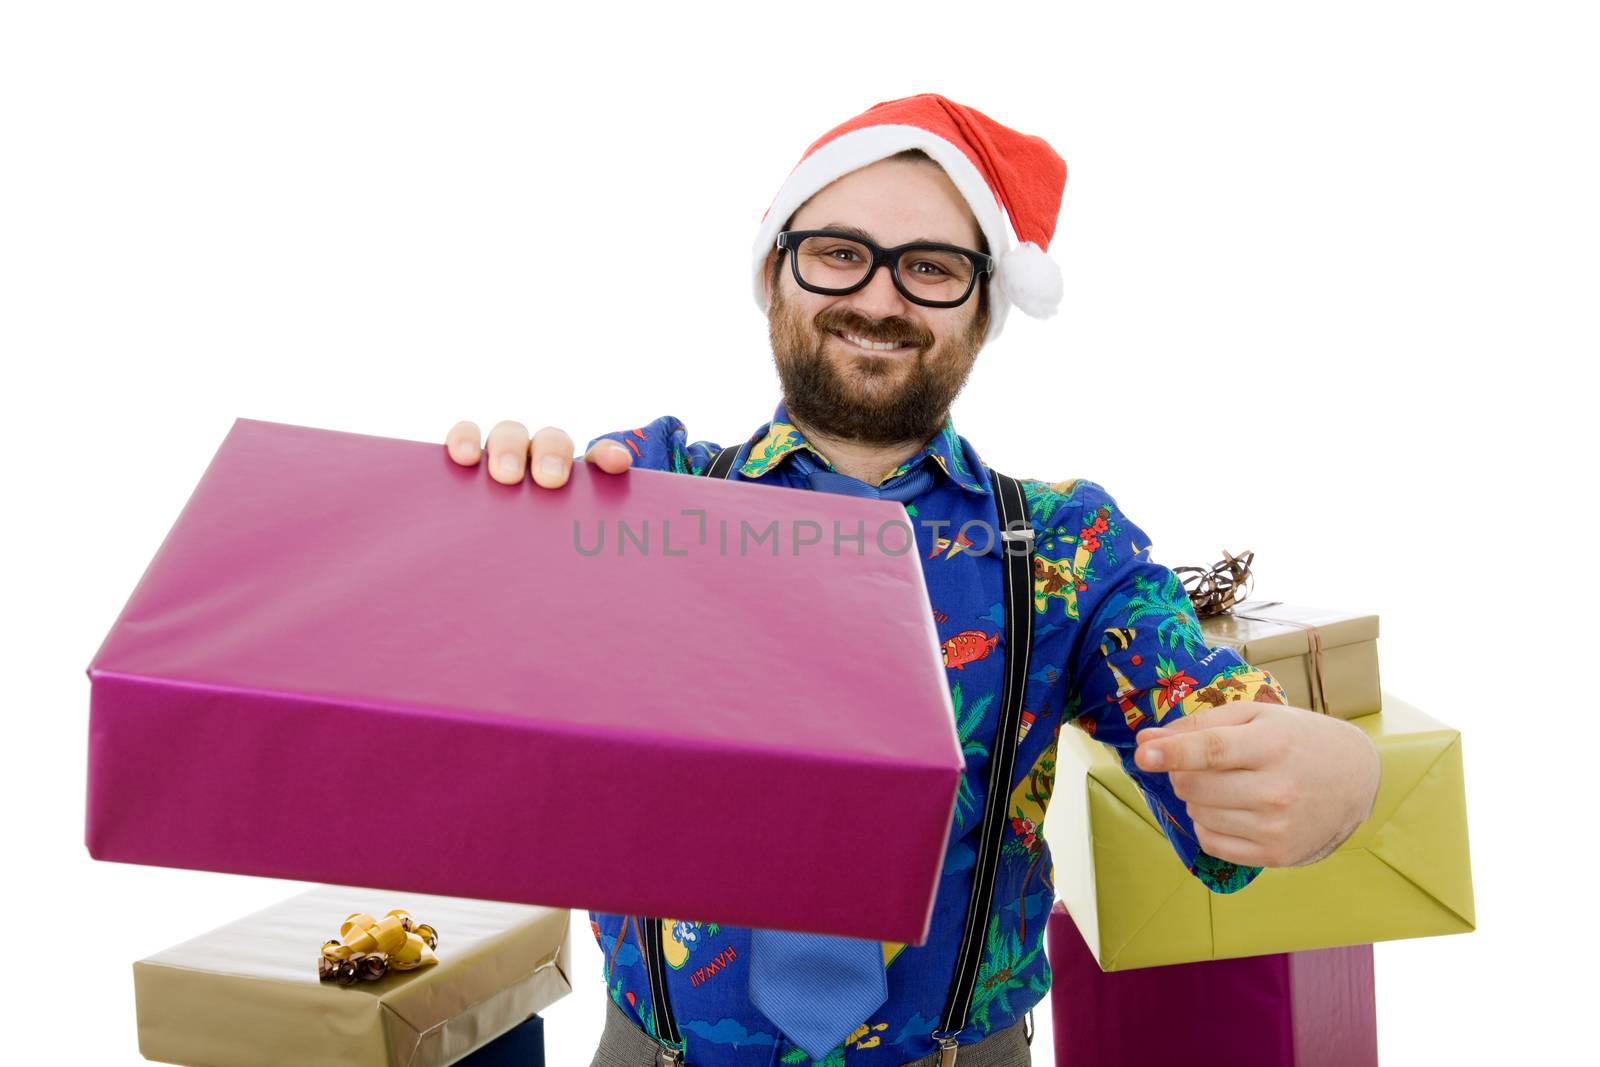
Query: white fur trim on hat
[
  {"left": 752, "top": 124, "right": 1059, "bottom": 345},
  {"left": 996, "top": 241, "right": 1063, "bottom": 319}
]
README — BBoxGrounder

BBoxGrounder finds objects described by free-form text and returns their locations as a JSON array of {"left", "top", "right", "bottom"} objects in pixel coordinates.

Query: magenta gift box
[
  {"left": 86, "top": 418, "right": 962, "bottom": 944},
  {"left": 1046, "top": 901, "right": 1378, "bottom": 1066}
]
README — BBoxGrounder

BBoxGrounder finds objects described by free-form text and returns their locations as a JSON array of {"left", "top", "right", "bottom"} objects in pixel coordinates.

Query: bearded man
[{"left": 443, "top": 94, "right": 1381, "bottom": 1067}]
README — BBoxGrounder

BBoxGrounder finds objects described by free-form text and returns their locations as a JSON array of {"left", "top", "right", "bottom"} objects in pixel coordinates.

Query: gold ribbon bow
[
  {"left": 1174, "top": 550, "right": 1331, "bottom": 716},
  {"left": 317, "top": 909, "right": 439, "bottom": 985}
]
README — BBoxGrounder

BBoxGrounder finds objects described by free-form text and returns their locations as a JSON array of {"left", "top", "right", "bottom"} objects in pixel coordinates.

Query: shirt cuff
[{"left": 1191, "top": 850, "right": 1264, "bottom": 894}]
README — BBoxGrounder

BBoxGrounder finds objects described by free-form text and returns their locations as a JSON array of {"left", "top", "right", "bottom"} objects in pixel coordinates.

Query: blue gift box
[{"left": 460, "top": 1014, "right": 545, "bottom": 1067}]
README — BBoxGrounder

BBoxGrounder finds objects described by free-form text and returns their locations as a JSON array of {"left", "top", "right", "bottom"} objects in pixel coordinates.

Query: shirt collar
[{"left": 737, "top": 398, "right": 990, "bottom": 495}]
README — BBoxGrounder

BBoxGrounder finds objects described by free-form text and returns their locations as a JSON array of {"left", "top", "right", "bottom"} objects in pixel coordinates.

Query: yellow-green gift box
[
  {"left": 133, "top": 884, "right": 572, "bottom": 1067},
  {"left": 1044, "top": 690, "right": 1474, "bottom": 971}
]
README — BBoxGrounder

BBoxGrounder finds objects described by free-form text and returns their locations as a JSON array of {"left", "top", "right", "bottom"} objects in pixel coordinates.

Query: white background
[{"left": 3, "top": 1, "right": 1593, "bottom": 1062}]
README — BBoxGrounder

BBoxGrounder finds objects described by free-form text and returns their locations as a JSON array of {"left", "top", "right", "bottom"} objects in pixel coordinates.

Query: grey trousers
[{"left": 589, "top": 990, "right": 1033, "bottom": 1067}]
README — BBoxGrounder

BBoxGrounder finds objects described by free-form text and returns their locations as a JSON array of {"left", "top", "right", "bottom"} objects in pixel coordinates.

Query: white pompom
[{"left": 996, "top": 242, "right": 1063, "bottom": 319}]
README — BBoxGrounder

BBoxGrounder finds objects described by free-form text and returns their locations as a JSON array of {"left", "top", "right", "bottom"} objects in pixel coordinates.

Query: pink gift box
[
  {"left": 1046, "top": 901, "right": 1378, "bottom": 1066},
  {"left": 86, "top": 418, "right": 961, "bottom": 944}
]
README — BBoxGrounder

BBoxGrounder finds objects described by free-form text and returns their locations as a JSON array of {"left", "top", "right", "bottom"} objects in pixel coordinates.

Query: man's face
[{"left": 764, "top": 156, "right": 989, "bottom": 447}]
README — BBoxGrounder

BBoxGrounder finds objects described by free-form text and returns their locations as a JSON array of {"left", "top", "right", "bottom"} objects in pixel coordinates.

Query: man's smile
[{"left": 828, "top": 329, "right": 918, "bottom": 355}]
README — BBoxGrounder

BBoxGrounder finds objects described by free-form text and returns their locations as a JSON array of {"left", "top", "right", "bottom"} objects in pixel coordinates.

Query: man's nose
[{"left": 841, "top": 260, "right": 912, "bottom": 320}]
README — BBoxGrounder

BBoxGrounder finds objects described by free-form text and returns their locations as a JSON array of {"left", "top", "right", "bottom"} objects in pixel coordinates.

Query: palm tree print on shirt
[
  {"left": 950, "top": 680, "right": 993, "bottom": 832},
  {"left": 971, "top": 913, "right": 1049, "bottom": 1032},
  {"left": 1124, "top": 570, "right": 1207, "bottom": 659}
]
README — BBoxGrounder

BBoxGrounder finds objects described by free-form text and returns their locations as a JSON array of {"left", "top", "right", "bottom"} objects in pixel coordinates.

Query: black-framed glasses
[{"left": 776, "top": 229, "right": 993, "bottom": 309}]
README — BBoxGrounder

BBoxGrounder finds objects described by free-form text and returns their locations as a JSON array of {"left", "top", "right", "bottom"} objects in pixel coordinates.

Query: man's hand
[
  {"left": 1133, "top": 699, "right": 1381, "bottom": 869},
  {"left": 444, "top": 420, "right": 633, "bottom": 487}
]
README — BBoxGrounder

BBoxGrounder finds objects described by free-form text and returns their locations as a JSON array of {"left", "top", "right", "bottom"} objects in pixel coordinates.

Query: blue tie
[
  {"left": 746, "top": 455, "right": 929, "bottom": 1059},
  {"left": 747, "top": 926, "right": 888, "bottom": 1060}
]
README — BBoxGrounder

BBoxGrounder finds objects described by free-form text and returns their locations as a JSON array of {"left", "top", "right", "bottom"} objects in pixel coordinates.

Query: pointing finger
[
  {"left": 1135, "top": 721, "right": 1262, "bottom": 773},
  {"left": 1138, "top": 701, "right": 1262, "bottom": 743}
]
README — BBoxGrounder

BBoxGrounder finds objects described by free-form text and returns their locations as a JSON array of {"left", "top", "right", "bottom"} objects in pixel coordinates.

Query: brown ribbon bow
[
  {"left": 1175, "top": 550, "right": 1331, "bottom": 715},
  {"left": 1173, "top": 549, "right": 1255, "bottom": 619}
]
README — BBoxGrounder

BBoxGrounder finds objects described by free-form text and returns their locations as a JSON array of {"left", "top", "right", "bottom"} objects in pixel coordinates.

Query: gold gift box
[
  {"left": 1199, "top": 599, "right": 1381, "bottom": 719},
  {"left": 134, "top": 885, "right": 572, "bottom": 1067},
  {"left": 1044, "top": 690, "right": 1474, "bottom": 972}
]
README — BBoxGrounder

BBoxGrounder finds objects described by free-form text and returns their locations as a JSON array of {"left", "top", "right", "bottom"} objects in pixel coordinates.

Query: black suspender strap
[
  {"left": 640, "top": 916, "right": 684, "bottom": 1064},
  {"left": 641, "top": 451, "right": 1035, "bottom": 1066},
  {"left": 932, "top": 469, "right": 1035, "bottom": 1063},
  {"left": 702, "top": 445, "right": 739, "bottom": 480},
  {"left": 635, "top": 451, "right": 738, "bottom": 1065}
]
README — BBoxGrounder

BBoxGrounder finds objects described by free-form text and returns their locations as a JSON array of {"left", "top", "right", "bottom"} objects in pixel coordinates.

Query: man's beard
[{"left": 768, "top": 282, "right": 986, "bottom": 446}]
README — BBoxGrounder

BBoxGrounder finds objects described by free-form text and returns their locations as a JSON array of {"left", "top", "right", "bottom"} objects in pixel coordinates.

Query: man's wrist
[
  {"left": 1294, "top": 748, "right": 1379, "bottom": 867},
  {"left": 1294, "top": 825, "right": 1351, "bottom": 867}
]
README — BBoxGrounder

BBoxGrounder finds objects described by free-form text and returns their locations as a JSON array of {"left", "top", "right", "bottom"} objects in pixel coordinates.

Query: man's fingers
[
  {"left": 582, "top": 439, "right": 634, "bottom": 475},
  {"left": 1138, "top": 701, "right": 1261, "bottom": 741},
  {"left": 1167, "top": 767, "right": 1271, "bottom": 808},
  {"left": 458, "top": 421, "right": 622, "bottom": 486},
  {"left": 1135, "top": 721, "right": 1262, "bottom": 773},
  {"left": 530, "top": 426, "right": 576, "bottom": 488},
  {"left": 1192, "top": 824, "right": 1270, "bottom": 868},
  {"left": 1185, "top": 801, "right": 1270, "bottom": 841},
  {"left": 485, "top": 420, "right": 532, "bottom": 485},
  {"left": 445, "top": 421, "right": 482, "bottom": 466}
]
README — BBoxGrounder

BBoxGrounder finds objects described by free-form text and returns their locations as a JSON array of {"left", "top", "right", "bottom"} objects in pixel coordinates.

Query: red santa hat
[{"left": 752, "top": 93, "right": 1067, "bottom": 344}]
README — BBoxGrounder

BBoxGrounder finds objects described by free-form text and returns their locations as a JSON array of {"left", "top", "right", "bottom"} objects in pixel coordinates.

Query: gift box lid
[
  {"left": 88, "top": 418, "right": 962, "bottom": 944},
  {"left": 1199, "top": 599, "right": 1379, "bottom": 662},
  {"left": 86, "top": 418, "right": 957, "bottom": 765}
]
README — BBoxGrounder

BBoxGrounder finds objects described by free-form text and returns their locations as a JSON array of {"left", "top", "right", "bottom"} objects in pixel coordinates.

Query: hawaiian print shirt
[{"left": 583, "top": 398, "right": 1289, "bottom": 1067}]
